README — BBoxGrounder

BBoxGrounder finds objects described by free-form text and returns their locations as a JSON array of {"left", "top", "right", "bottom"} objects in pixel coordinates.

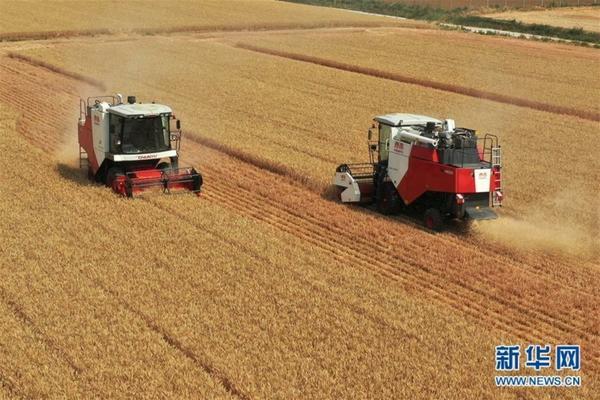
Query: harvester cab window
[
  {"left": 109, "top": 116, "right": 121, "bottom": 153},
  {"left": 378, "top": 124, "right": 392, "bottom": 162},
  {"left": 111, "top": 115, "right": 170, "bottom": 154}
]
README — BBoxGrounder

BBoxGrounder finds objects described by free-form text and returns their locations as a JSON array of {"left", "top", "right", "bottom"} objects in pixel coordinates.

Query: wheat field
[
  {"left": 487, "top": 6, "right": 600, "bottom": 32},
  {"left": 0, "top": 0, "right": 404, "bottom": 41},
  {"left": 0, "top": 1, "right": 598, "bottom": 399},
  {"left": 14, "top": 30, "right": 599, "bottom": 244}
]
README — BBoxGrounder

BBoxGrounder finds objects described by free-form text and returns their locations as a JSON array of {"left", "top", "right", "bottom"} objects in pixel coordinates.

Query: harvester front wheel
[
  {"left": 156, "top": 162, "right": 172, "bottom": 173},
  {"left": 424, "top": 208, "right": 443, "bottom": 232},
  {"left": 376, "top": 182, "right": 402, "bottom": 215}
]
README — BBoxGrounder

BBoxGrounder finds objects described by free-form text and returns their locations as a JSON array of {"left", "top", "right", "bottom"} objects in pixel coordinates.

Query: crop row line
[
  {"left": 234, "top": 43, "right": 600, "bottom": 123},
  {"left": 0, "top": 287, "right": 84, "bottom": 376},
  {"left": 193, "top": 150, "right": 599, "bottom": 368}
]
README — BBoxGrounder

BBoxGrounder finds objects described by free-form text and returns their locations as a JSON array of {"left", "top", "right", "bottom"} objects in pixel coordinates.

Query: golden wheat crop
[
  {"left": 383, "top": 0, "right": 595, "bottom": 9},
  {"left": 1, "top": 4, "right": 599, "bottom": 398},
  {"left": 13, "top": 32, "right": 599, "bottom": 241},
  {"left": 235, "top": 28, "right": 600, "bottom": 115},
  {"left": 4, "top": 102, "right": 587, "bottom": 399},
  {"left": 0, "top": 0, "right": 400, "bottom": 40},
  {"left": 487, "top": 6, "right": 600, "bottom": 32}
]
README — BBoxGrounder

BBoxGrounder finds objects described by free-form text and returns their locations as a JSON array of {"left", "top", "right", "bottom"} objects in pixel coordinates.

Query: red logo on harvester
[
  {"left": 93, "top": 115, "right": 100, "bottom": 125},
  {"left": 478, "top": 172, "right": 487, "bottom": 179},
  {"left": 394, "top": 141, "right": 404, "bottom": 153}
]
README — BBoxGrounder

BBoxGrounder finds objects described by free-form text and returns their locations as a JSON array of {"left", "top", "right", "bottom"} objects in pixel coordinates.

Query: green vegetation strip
[{"left": 280, "top": 0, "right": 600, "bottom": 45}]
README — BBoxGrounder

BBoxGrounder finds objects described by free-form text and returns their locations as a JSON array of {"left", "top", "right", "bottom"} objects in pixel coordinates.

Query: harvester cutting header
[
  {"left": 78, "top": 94, "right": 202, "bottom": 197},
  {"left": 333, "top": 113, "right": 503, "bottom": 230}
]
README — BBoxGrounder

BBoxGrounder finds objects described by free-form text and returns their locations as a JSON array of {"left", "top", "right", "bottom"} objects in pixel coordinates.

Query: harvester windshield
[{"left": 109, "top": 114, "right": 170, "bottom": 154}]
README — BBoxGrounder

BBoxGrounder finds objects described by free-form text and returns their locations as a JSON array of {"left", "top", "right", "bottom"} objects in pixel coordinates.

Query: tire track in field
[
  {"left": 190, "top": 132, "right": 596, "bottom": 304},
  {"left": 0, "top": 376, "right": 27, "bottom": 400},
  {"left": 234, "top": 43, "right": 600, "bottom": 123},
  {"left": 204, "top": 183, "right": 600, "bottom": 369},
  {"left": 3, "top": 57, "right": 597, "bottom": 348},
  {"left": 184, "top": 146, "right": 600, "bottom": 369},
  {"left": 6, "top": 53, "right": 105, "bottom": 90},
  {"left": 207, "top": 171, "right": 591, "bottom": 344},
  {"left": 204, "top": 172, "right": 600, "bottom": 370},
  {"left": 0, "top": 63, "right": 252, "bottom": 398},
  {"left": 187, "top": 132, "right": 597, "bottom": 302},
  {"left": 92, "top": 280, "right": 252, "bottom": 400},
  {"left": 0, "top": 288, "right": 84, "bottom": 375},
  {"left": 2, "top": 56, "right": 598, "bottom": 369},
  {"left": 5, "top": 170, "right": 252, "bottom": 400}
]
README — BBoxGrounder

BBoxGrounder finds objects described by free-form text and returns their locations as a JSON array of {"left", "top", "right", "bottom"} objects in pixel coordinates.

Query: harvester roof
[
  {"left": 109, "top": 103, "right": 172, "bottom": 118},
  {"left": 374, "top": 113, "right": 441, "bottom": 127}
]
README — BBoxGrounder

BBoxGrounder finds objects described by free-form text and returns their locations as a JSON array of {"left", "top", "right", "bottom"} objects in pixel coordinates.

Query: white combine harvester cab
[{"left": 78, "top": 94, "right": 202, "bottom": 197}]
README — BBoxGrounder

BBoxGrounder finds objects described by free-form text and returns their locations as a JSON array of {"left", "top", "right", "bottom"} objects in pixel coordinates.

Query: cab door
[{"left": 378, "top": 123, "right": 392, "bottom": 163}]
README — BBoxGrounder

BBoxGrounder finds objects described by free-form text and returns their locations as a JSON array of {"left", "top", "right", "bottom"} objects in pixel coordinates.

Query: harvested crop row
[
  {"left": 0, "top": 107, "right": 237, "bottom": 399},
  {"left": 235, "top": 28, "right": 600, "bottom": 115},
  {"left": 1, "top": 50, "right": 586, "bottom": 356},
  {"left": 2, "top": 55, "right": 597, "bottom": 398},
  {"left": 14, "top": 37, "right": 599, "bottom": 241},
  {"left": 6, "top": 52, "right": 105, "bottom": 89},
  {"left": 182, "top": 144, "right": 600, "bottom": 371},
  {"left": 1, "top": 106, "right": 546, "bottom": 400},
  {"left": 234, "top": 42, "right": 600, "bottom": 122}
]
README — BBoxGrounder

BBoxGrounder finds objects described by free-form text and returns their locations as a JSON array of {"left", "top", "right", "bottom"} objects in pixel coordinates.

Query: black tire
[
  {"left": 156, "top": 162, "right": 172, "bottom": 173},
  {"left": 424, "top": 208, "right": 443, "bottom": 231},
  {"left": 105, "top": 167, "right": 124, "bottom": 186},
  {"left": 376, "top": 181, "right": 402, "bottom": 215},
  {"left": 192, "top": 171, "right": 203, "bottom": 192},
  {"left": 123, "top": 176, "right": 133, "bottom": 198}
]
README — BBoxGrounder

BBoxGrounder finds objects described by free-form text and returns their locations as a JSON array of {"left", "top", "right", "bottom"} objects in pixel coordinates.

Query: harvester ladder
[
  {"left": 79, "top": 147, "right": 88, "bottom": 169},
  {"left": 491, "top": 147, "right": 502, "bottom": 207}
]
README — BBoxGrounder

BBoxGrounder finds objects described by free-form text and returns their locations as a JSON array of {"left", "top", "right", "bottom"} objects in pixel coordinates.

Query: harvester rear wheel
[
  {"left": 424, "top": 208, "right": 443, "bottom": 231},
  {"left": 376, "top": 181, "right": 402, "bottom": 215}
]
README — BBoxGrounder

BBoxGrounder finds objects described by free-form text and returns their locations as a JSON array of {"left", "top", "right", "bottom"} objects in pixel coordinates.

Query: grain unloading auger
[
  {"left": 78, "top": 94, "right": 202, "bottom": 197},
  {"left": 333, "top": 114, "right": 503, "bottom": 231}
]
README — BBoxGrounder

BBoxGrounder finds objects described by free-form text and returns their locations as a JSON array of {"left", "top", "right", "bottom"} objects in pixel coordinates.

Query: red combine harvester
[
  {"left": 333, "top": 114, "right": 503, "bottom": 230},
  {"left": 78, "top": 94, "right": 202, "bottom": 197}
]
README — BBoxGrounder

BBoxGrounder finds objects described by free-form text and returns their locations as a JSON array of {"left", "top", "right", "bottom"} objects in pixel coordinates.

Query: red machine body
[
  {"left": 333, "top": 113, "right": 503, "bottom": 230},
  {"left": 78, "top": 94, "right": 202, "bottom": 197}
]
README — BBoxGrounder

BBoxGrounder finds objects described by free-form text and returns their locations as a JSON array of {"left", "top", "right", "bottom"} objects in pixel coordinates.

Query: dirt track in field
[
  {"left": 1, "top": 54, "right": 598, "bottom": 376},
  {"left": 234, "top": 43, "right": 600, "bottom": 123}
]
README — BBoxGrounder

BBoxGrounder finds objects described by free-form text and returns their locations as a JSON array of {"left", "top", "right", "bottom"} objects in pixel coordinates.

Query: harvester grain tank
[
  {"left": 333, "top": 113, "right": 503, "bottom": 230},
  {"left": 78, "top": 94, "right": 202, "bottom": 197}
]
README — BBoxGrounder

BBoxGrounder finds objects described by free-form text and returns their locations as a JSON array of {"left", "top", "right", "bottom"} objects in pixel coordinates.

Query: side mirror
[
  {"left": 176, "top": 120, "right": 181, "bottom": 130},
  {"left": 368, "top": 129, "right": 372, "bottom": 140}
]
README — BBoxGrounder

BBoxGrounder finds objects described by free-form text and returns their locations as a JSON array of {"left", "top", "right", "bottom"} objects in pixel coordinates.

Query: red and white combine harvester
[
  {"left": 333, "top": 114, "right": 503, "bottom": 230},
  {"left": 78, "top": 94, "right": 202, "bottom": 197}
]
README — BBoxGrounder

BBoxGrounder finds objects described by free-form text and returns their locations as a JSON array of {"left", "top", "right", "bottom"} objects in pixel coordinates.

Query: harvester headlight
[{"left": 456, "top": 194, "right": 465, "bottom": 205}]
